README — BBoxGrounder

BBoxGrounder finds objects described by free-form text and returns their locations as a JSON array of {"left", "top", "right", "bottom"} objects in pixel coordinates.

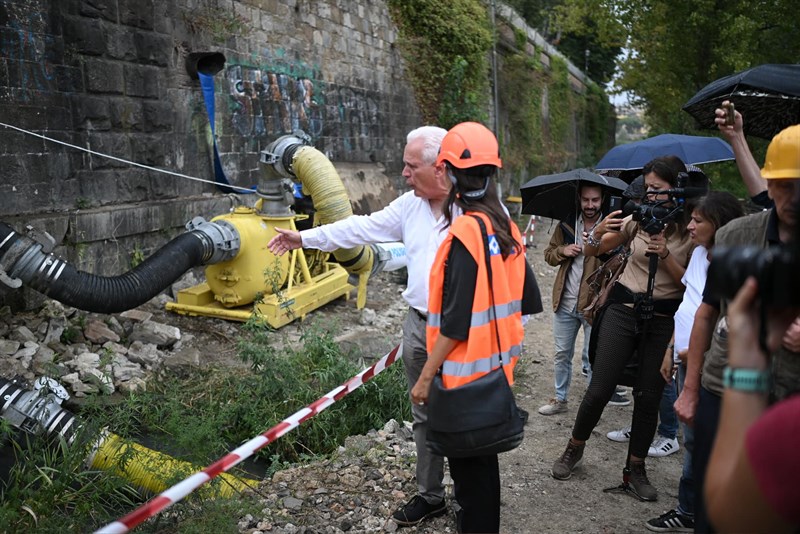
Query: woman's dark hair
[
  {"left": 642, "top": 155, "right": 694, "bottom": 238},
  {"left": 693, "top": 191, "right": 746, "bottom": 247},
  {"left": 444, "top": 164, "right": 521, "bottom": 258},
  {"left": 642, "top": 155, "right": 686, "bottom": 187}
]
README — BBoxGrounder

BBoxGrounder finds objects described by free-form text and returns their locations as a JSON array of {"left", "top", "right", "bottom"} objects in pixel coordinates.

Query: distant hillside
[{"left": 615, "top": 104, "right": 648, "bottom": 144}]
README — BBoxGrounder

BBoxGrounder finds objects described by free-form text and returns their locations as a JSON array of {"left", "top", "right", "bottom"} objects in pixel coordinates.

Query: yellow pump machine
[{"left": 166, "top": 131, "right": 403, "bottom": 328}]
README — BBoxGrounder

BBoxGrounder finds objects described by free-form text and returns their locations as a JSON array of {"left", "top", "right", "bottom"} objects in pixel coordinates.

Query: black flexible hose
[{"left": 0, "top": 223, "right": 214, "bottom": 313}]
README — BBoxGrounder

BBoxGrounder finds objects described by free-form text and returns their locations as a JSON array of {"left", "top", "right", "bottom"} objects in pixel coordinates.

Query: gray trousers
[{"left": 402, "top": 308, "right": 445, "bottom": 503}]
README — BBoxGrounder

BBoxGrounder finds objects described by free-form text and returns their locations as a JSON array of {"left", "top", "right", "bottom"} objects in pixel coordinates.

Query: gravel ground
[
  {"left": 2, "top": 216, "right": 685, "bottom": 533},
  {"left": 226, "top": 218, "right": 685, "bottom": 534}
]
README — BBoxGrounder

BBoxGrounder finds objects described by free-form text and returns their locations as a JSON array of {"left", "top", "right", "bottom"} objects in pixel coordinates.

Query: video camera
[{"left": 621, "top": 185, "right": 705, "bottom": 236}]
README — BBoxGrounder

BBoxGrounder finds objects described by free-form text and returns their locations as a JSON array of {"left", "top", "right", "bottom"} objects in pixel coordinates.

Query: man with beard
[{"left": 539, "top": 183, "right": 627, "bottom": 415}]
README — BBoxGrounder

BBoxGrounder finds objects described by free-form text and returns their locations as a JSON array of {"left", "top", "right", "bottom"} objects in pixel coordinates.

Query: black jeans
[
  {"left": 572, "top": 303, "right": 673, "bottom": 459},
  {"left": 448, "top": 454, "right": 500, "bottom": 533}
]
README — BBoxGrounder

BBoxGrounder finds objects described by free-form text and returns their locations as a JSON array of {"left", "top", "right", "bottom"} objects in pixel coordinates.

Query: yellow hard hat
[{"left": 761, "top": 124, "right": 800, "bottom": 179}]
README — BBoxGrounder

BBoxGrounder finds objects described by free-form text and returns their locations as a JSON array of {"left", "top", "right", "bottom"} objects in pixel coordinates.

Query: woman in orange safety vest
[{"left": 411, "top": 122, "right": 542, "bottom": 533}]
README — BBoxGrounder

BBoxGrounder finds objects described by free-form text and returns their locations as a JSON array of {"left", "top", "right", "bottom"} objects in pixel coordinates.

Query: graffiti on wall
[
  {"left": 227, "top": 64, "right": 324, "bottom": 139},
  {"left": 0, "top": 7, "right": 55, "bottom": 99},
  {"left": 331, "top": 85, "right": 384, "bottom": 153},
  {"left": 226, "top": 52, "right": 388, "bottom": 156}
]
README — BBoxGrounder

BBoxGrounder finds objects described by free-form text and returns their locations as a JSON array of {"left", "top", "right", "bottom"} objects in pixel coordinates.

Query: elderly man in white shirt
[{"left": 268, "top": 126, "right": 454, "bottom": 527}]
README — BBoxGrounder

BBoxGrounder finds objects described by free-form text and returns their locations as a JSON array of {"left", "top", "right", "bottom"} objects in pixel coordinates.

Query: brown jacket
[{"left": 544, "top": 219, "right": 602, "bottom": 312}]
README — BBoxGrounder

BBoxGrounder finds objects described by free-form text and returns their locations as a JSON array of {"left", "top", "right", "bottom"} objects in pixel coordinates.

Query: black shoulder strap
[
  {"left": 559, "top": 220, "right": 576, "bottom": 245},
  {"left": 470, "top": 215, "right": 504, "bottom": 366}
]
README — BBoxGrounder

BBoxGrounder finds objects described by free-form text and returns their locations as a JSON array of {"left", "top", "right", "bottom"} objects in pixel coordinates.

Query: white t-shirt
[
  {"left": 300, "top": 191, "right": 459, "bottom": 313},
  {"left": 673, "top": 245, "right": 710, "bottom": 362}
]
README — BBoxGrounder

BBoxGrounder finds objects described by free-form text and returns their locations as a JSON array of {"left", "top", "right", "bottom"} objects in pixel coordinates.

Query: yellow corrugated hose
[
  {"left": 88, "top": 432, "right": 258, "bottom": 498},
  {"left": 292, "top": 146, "right": 374, "bottom": 308}
]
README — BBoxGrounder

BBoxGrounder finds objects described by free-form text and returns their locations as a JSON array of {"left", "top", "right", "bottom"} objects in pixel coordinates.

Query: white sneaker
[
  {"left": 648, "top": 435, "right": 680, "bottom": 457},
  {"left": 538, "top": 398, "right": 568, "bottom": 415},
  {"left": 606, "top": 426, "right": 631, "bottom": 442}
]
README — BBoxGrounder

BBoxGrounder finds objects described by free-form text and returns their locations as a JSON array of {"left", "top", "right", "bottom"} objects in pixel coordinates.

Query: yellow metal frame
[
  {"left": 166, "top": 261, "right": 353, "bottom": 328},
  {"left": 166, "top": 211, "right": 354, "bottom": 328}
]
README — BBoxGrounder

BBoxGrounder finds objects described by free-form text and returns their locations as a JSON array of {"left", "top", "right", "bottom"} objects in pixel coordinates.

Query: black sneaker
[
  {"left": 645, "top": 509, "right": 694, "bottom": 532},
  {"left": 518, "top": 407, "right": 530, "bottom": 425},
  {"left": 608, "top": 392, "right": 631, "bottom": 406},
  {"left": 628, "top": 461, "right": 658, "bottom": 501},
  {"left": 392, "top": 495, "right": 447, "bottom": 526}
]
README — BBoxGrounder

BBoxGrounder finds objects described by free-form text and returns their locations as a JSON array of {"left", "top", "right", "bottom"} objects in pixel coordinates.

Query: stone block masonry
[
  {"left": 0, "top": 0, "right": 418, "bottom": 301},
  {"left": 0, "top": 0, "right": 607, "bottom": 312}
]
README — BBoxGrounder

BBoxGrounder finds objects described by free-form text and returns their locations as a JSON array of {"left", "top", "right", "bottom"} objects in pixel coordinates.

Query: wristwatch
[{"left": 722, "top": 367, "right": 771, "bottom": 393}]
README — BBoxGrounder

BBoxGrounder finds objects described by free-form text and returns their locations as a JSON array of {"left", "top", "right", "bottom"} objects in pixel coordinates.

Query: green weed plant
[{"left": 0, "top": 320, "right": 409, "bottom": 532}]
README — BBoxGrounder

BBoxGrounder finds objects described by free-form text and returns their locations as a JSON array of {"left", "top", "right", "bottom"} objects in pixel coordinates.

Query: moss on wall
[
  {"left": 387, "top": 0, "right": 493, "bottom": 128},
  {"left": 498, "top": 43, "right": 614, "bottom": 194},
  {"left": 382, "top": 2, "right": 614, "bottom": 195}
]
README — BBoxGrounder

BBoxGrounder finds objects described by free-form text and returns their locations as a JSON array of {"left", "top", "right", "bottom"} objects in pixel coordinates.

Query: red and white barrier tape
[{"left": 95, "top": 343, "right": 402, "bottom": 534}]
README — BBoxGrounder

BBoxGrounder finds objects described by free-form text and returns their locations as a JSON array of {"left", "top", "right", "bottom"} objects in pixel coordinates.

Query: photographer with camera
[
  {"left": 674, "top": 124, "right": 800, "bottom": 533},
  {"left": 550, "top": 156, "right": 696, "bottom": 502},
  {"left": 703, "top": 276, "right": 800, "bottom": 533}
]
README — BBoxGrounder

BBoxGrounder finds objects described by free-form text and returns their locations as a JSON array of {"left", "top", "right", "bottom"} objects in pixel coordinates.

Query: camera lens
[{"left": 706, "top": 246, "right": 768, "bottom": 301}]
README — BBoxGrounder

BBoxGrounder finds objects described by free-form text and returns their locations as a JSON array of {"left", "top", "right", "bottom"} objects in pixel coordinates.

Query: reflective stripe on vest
[
  {"left": 441, "top": 343, "right": 522, "bottom": 377},
  {"left": 427, "top": 300, "right": 522, "bottom": 329},
  {"left": 427, "top": 212, "right": 526, "bottom": 389}
]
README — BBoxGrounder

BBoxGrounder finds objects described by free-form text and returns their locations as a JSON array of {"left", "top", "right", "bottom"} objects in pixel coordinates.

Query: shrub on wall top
[{"left": 388, "top": 0, "right": 492, "bottom": 127}]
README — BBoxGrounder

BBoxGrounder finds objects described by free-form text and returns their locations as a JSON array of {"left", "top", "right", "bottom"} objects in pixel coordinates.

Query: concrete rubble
[
  {"left": 0, "top": 300, "right": 183, "bottom": 397},
  {"left": 235, "top": 419, "right": 457, "bottom": 534}
]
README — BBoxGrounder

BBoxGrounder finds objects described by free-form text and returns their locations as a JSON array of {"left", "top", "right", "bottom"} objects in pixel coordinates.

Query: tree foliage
[
  {"left": 504, "top": 0, "right": 622, "bottom": 84},
  {"left": 552, "top": 0, "right": 800, "bottom": 134},
  {"left": 551, "top": 0, "right": 800, "bottom": 194},
  {"left": 387, "top": 0, "right": 493, "bottom": 126}
]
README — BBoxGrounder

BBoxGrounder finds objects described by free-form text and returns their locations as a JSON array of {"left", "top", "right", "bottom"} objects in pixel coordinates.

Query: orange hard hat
[{"left": 436, "top": 122, "right": 502, "bottom": 169}]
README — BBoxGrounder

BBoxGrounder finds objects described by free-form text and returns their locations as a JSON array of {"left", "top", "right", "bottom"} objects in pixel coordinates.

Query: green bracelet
[{"left": 722, "top": 367, "right": 771, "bottom": 393}]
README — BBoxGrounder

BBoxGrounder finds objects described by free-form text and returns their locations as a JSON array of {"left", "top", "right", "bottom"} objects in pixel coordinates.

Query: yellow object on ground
[{"left": 87, "top": 432, "right": 258, "bottom": 499}]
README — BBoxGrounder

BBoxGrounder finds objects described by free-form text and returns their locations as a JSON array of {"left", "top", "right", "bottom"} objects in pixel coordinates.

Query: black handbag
[{"left": 425, "top": 216, "right": 525, "bottom": 458}]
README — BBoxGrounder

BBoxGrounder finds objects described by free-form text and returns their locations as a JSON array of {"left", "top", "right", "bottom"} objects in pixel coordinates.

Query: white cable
[{"left": 0, "top": 121, "right": 255, "bottom": 194}]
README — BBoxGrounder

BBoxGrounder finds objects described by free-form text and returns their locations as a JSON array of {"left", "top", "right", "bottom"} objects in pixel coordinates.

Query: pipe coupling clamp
[
  {"left": 0, "top": 376, "right": 78, "bottom": 445},
  {"left": 185, "top": 217, "right": 241, "bottom": 264},
  {"left": 260, "top": 129, "right": 312, "bottom": 177}
]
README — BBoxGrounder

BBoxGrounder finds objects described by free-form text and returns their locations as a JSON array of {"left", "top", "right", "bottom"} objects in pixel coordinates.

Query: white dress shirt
[{"left": 300, "top": 191, "right": 459, "bottom": 313}]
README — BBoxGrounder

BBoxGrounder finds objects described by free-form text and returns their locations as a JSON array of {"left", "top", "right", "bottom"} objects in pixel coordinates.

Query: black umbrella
[
  {"left": 520, "top": 169, "right": 628, "bottom": 221},
  {"left": 682, "top": 64, "right": 800, "bottom": 139}
]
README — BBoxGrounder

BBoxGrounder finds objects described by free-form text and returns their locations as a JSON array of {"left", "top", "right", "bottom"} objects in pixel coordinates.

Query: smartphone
[
  {"left": 609, "top": 195, "right": 623, "bottom": 213},
  {"left": 723, "top": 101, "right": 735, "bottom": 126}
]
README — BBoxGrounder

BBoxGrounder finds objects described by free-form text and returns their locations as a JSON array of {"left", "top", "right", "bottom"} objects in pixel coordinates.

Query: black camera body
[
  {"left": 622, "top": 199, "right": 681, "bottom": 236},
  {"left": 621, "top": 182, "right": 706, "bottom": 236},
  {"left": 706, "top": 243, "right": 800, "bottom": 307}
]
